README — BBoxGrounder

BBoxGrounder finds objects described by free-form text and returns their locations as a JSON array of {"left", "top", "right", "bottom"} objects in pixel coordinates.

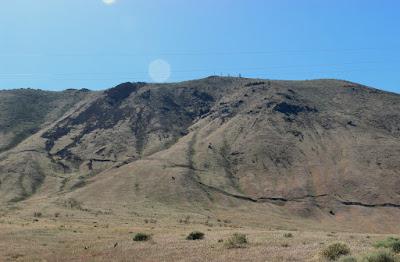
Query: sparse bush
[
  {"left": 133, "top": 233, "right": 151, "bottom": 242},
  {"left": 284, "top": 232, "right": 293, "bottom": 238},
  {"left": 186, "top": 231, "right": 204, "bottom": 240},
  {"left": 374, "top": 237, "right": 400, "bottom": 249},
  {"left": 339, "top": 256, "right": 357, "bottom": 262},
  {"left": 321, "top": 242, "right": 351, "bottom": 260},
  {"left": 225, "top": 233, "right": 248, "bottom": 249},
  {"left": 392, "top": 241, "right": 400, "bottom": 253},
  {"left": 362, "top": 250, "right": 398, "bottom": 262},
  {"left": 375, "top": 237, "right": 400, "bottom": 254}
]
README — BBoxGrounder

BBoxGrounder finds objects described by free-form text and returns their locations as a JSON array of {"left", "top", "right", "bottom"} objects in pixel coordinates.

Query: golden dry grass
[{"left": 0, "top": 210, "right": 395, "bottom": 262}]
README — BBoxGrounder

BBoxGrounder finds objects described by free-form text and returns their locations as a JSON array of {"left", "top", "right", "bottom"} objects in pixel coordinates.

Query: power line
[
  {"left": 0, "top": 46, "right": 397, "bottom": 58},
  {"left": 0, "top": 60, "right": 398, "bottom": 80}
]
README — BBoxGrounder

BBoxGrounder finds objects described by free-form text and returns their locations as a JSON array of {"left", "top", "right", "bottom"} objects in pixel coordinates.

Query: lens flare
[{"left": 148, "top": 59, "right": 171, "bottom": 83}]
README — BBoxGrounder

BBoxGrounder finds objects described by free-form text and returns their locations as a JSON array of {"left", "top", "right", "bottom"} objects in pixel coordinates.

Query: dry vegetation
[{"left": 0, "top": 207, "right": 399, "bottom": 262}]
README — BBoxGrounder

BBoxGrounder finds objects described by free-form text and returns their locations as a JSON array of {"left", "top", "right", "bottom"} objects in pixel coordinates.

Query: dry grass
[{"left": 0, "top": 210, "right": 393, "bottom": 262}]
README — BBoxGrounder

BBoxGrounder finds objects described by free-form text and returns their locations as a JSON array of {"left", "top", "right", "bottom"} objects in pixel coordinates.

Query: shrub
[
  {"left": 284, "top": 232, "right": 293, "bottom": 238},
  {"left": 392, "top": 241, "right": 400, "bottom": 253},
  {"left": 186, "top": 231, "right": 204, "bottom": 240},
  {"left": 362, "top": 250, "right": 397, "bottom": 262},
  {"left": 374, "top": 237, "right": 400, "bottom": 249},
  {"left": 225, "top": 233, "right": 248, "bottom": 249},
  {"left": 133, "top": 233, "right": 151, "bottom": 242},
  {"left": 339, "top": 256, "right": 357, "bottom": 262},
  {"left": 321, "top": 242, "right": 351, "bottom": 260},
  {"left": 33, "top": 212, "right": 42, "bottom": 218}
]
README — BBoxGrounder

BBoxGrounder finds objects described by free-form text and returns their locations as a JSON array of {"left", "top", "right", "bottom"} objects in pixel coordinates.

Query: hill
[{"left": 0, "top": 77, "right": 399, "bottom": 233}]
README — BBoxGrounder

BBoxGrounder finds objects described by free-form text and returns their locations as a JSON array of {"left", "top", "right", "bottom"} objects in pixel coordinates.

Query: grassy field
[
  {"left": 1, "top": 79, "right": 400, "bottom": 261},
  {"left": 0, "top": 210, "right": 398, "bottom": 262}
]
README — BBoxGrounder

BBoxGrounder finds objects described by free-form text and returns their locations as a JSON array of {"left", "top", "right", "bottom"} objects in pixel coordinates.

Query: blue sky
[{"left": 0, "top": 0, "right": 399, "bottom": 93}]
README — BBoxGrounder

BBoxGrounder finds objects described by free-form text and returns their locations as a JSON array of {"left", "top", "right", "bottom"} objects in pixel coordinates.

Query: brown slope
[
  {"left": 0, "top": 88, "right": 91, "bottom": 152},
  {"left": 61, "top": 77, "right": 400, "bottom": 232},
  {"left": 0, "top": 88, "right": 94, "bottom": 201},
  {"left": 69, "top": 78, "right": 400, "bottom": 210},
  {"left": 0, "top": 78, "right": 237, "bottom": 202},
  {"left": 0, "top": 77, "right": 400, "bottom": 231}
]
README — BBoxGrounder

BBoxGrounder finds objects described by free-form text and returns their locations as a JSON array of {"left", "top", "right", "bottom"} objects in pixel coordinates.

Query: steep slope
[
  {"left": 0, "top": 88, "right": 91, "bottom": 152},
  {"left": 66, "top": 78, "right": 400, "bottom": 226},
  {"left": 0, "top": 77, "right": 399, "bottom": 231},
  {"left": 0, "top": 88, "right": 94, "bottom": 201}
]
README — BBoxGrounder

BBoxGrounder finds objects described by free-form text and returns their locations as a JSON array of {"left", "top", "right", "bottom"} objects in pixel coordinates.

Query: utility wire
[
  {"left": 0, "top": 46, "right": 397, "bottom": 57},
  {"left": 0, "top": 60, "right": 398, "bottom": 80}
]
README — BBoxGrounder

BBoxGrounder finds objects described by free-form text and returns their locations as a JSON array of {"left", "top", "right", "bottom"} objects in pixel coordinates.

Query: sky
[{"left": 0, "top": 0, "right": 399, "bottom": 93}]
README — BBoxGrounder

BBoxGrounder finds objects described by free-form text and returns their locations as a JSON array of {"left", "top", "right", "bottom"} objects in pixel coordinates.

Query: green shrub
[
  {"left": 339, "top": 256, "right": 357, "bottom": 262},
  {"left": 283, "top": 232, "right": 293, "bottom": 238},
  {"left": 361, "top": 250, "right": 398, "bottom": 262},
  {"left": 321, "top": 242, "right": 351, "bottom": 260},
  {"left": 186, "top": 231, "right": 204, "bottom": 240},
  {"left": 374, "top": 237, "right": 400, "bottom": 249},
  {"left": 391, "top": 241, "right": 400, "bottom": 254},
  {"left": 225, "top": 233, "right": 248, "bottom": 249},
  {"left": 133, "top": 233, "right": 151, "bottom": 241}
]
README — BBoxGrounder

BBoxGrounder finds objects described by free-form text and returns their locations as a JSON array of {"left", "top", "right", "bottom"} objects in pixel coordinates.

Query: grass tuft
[
  {"left": 321, "top": 242, "right": 351, "bottom": 260},
  {"left": 224, "top": 233, "right": 248, "bottom": 249},
  {"left": 362, "top": 250, "right": 398, "bottom": 262}
]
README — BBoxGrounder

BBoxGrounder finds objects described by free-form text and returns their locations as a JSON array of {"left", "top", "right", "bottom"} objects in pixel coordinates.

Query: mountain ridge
[{"left": 0, "top": 76, "right": 399, "bottom": 232}]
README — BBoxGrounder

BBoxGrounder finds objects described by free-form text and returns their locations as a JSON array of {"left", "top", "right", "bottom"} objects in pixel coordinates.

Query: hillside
[
  {"left": 0, "top": 88, "right": 92, "bottom": 153},
  {"left": 0, "top": 77, "right": 399, "bottom": 232}
]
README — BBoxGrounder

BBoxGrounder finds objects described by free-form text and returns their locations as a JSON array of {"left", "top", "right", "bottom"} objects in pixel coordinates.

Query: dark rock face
[
  {"left": 40, "top": 81, "right": 219, "bottom": 172},
  {"left": 104, "top": 82, "right": 145, "bottom": 105},
  {"left": 273, "top": 102, "right": 318, "bottom": 116}
]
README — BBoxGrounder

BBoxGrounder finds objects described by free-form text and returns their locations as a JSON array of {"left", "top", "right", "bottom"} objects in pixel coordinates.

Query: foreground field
[{"left": 1, "top": 211, "right": 398, "bottom": 262}]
